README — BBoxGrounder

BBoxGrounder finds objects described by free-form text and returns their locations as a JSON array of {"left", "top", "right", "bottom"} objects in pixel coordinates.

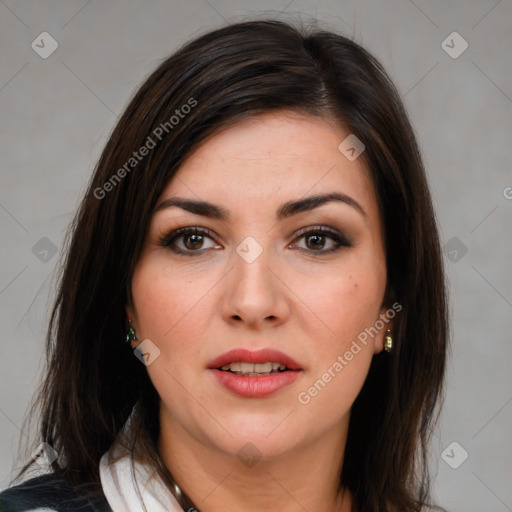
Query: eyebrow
[{"left": 154, "top": 192, "right": 367, "bottom": 220}]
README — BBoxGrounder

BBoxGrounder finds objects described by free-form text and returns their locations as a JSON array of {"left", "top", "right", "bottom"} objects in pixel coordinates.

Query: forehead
[{"left": 161, "top": 111, "right": 379, "bottom": 222}]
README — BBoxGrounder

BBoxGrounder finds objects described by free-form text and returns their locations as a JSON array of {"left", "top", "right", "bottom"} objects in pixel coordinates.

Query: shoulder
[{"left": 0, "top": 472, "right": 113, "bottom": 512}]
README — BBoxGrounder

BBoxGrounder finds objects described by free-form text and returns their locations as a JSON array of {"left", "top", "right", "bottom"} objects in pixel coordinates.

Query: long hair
[{"left": 13, "top": 19, "right": 448, "bottom": 512}]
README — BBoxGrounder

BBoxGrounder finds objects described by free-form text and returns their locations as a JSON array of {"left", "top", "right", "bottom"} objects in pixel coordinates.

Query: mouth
[
  {"left": 215, "top": 361, "right": 297, "bottom": 377},
  {"left": 207, "top": 347, "right": 303, "bottom": 397},
  {"left": 207, "top": 347, "right": 303, "bottom": 374}
]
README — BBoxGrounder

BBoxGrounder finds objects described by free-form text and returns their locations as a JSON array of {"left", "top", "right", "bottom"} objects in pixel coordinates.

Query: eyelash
[{"left": 158, "top": 226, "right": 352, "bottom": 256}]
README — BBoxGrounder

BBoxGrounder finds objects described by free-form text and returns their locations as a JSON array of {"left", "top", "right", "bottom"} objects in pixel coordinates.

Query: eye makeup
[{"left": 157, "top": 224, "right": 352, "bottom": 257}]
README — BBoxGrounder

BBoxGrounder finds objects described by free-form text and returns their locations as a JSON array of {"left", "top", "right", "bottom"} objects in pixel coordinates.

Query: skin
[{"left": 126, "top": 110, "right": 394, "bottom": 512}]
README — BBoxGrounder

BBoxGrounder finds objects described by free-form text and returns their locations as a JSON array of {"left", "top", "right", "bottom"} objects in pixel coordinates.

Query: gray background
[{"left": 1, "top": 1, "right": 511, "bottom": 510}]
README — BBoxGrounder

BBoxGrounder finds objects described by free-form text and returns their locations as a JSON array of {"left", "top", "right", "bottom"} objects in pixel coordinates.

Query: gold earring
[{"left": 384, "top": 330, "right": 393, "bottom": 353}]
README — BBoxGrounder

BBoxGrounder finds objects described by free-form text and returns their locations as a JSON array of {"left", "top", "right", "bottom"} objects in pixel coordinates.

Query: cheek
[
  {"left": 130, "top": 260, "right": 216, "bottom": 410},
  {"left": 294, "top": 274, "right": 379, "bottom": 423},
  {"left": 129, "top": 267, "right": 218, "bottom": 427},
  {"left": 296, "top": 344, "right": 373, "bottom": 432},
  {"left": 298, "top": 262, "right": 384, "bottom": 345},
  {"left": 292, "top": 261, "right": 384, "bottom": 407},
  {"left": 131, "top": 256, "right": 217, "bottom": 344}
]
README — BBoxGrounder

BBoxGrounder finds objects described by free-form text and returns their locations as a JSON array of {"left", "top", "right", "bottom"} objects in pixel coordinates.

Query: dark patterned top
[{"left": 0, "top": 473, "right": 113, "bottom": 512}]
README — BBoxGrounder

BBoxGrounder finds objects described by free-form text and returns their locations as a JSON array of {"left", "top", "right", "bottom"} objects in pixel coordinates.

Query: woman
[{"left": 1, "top": 19, "right": 448, "bottom": 512}]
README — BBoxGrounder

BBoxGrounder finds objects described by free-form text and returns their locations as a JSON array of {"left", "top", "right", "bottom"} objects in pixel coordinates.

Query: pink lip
[
  {"left": 207, "top": 348, "right": 303, "bottom": 370},
  {"left": 209, "top": 369, "right": 302, "bottom": 398},
  {"left": 207, "top": 348, "right": 303, "bottom": 399}
]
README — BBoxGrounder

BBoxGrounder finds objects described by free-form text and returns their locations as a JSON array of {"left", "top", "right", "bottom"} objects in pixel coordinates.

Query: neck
[{"left": 157, "top": 405, "right": 353, "bottom": 512}]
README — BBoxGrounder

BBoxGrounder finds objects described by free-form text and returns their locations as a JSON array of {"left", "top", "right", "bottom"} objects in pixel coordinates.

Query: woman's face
[{"left": 127, "top": 111, "right": 392, "bottom": 461}]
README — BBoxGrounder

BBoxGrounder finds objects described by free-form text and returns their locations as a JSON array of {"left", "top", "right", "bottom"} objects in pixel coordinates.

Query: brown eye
[
  {"left": 159, "top": 227, "right": 221, "bottom": 256},
  {"left": 291, "top": 226, "right": 352, "bottom": 255},
  {"left": 305, "top": 233, "right": 327, "bottom": 251},
  {"left": 183, "top": 233, "right": 205, "bottom": 250}
]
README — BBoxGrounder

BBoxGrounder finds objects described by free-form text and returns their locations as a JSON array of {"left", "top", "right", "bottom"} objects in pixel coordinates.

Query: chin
[{"left": 199, "top": 413, "right": 307, "bottom": 459}]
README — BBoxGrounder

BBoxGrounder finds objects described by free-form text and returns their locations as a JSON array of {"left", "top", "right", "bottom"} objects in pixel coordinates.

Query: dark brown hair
[{"left": 13, "top": 19, "right": 448, "bottom": 512}]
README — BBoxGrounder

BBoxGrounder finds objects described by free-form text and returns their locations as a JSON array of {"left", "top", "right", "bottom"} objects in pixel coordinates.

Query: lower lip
[{"left": 209, "top": 369, "right": 302, "bottom": 398}]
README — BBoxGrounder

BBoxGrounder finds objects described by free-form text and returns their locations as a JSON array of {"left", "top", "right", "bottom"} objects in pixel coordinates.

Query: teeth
[
  {"left": 254, "top": 362, "right": 272, "bottom": 373},
  {"left": 241, "top": 362, "right": 255, "bottom": 373},
  {"left": 219, "top": 361, "right": 288, "bottom": 374}
]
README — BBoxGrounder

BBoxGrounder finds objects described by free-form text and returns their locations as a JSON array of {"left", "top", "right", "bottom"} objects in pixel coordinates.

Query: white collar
[{"left": 99, "top": 416, "right": 184, "bottom": 512}]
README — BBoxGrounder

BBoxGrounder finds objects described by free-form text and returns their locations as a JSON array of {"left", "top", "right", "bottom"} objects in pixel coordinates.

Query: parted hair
[{"left": 14, "top": 19, "right": 448, "bottom": 512}]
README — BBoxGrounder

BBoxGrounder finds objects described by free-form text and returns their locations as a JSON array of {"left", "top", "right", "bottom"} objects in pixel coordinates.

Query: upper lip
[{"left": 207, "top": 348, "right": 303, "bottom": 370}]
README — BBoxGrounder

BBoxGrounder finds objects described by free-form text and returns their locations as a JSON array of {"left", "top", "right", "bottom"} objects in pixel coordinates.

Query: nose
[{"left": 221, "top": 246, "right": 290, "bottom": 329}]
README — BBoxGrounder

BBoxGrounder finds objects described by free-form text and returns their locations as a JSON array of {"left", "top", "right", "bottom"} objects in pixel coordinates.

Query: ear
[
  {"left": 125, "top": 304, "right": 136, "bottom": 326},
  {"left": 373, "top": 304, "right": 397, "bottom": 354}
]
